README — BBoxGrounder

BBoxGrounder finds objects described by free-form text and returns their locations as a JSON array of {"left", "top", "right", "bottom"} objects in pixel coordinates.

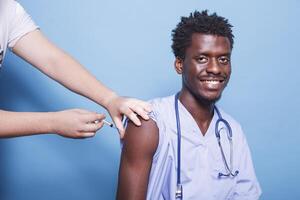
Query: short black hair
[{"left": 171, "top": 10, "right": 234, "bottom": 59}]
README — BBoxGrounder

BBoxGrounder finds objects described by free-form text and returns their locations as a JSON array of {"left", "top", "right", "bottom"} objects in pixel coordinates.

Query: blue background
[{"left": 0, "top": 0, "right": 299, "bottom": 199}]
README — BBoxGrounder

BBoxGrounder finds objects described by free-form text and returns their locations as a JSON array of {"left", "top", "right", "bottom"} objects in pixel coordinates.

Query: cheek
[
  {"left": 182, "top": 60, "right": 205, "bottom": 83},
  {"left": 227, "top": 66, "right": 232, "bottom": 77},
  {"left": 183, "top": 66, "right": 198, "bottom": 82},
  {"left": 183, "top": 61, "right": 203, "bottom": 75},
  {"left": 182, "top": 68, "right": 201, "bottom": 90},
  {"left": 221, "top": 64, "right": 231, "bottom": 76},
  {"left": 182, "top": 68, "right": 195, "bottom": 87}
]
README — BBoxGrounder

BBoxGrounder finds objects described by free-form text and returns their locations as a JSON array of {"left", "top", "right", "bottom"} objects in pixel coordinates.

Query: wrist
[
  {"left": 101, "top": 91, "right": 119, "bottom": 109},
  {"left": 45, "top": 112, "right": 58, "bottom": 133}
]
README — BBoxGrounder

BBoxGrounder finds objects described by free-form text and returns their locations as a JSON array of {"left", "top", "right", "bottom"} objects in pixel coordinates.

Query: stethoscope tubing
[{"left": 174, "top": 92, "right": 239, "bottom": 199}]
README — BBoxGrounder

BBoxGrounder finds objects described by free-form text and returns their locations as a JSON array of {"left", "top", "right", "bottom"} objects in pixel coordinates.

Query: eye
[
  {"left": 196, "top": 55, "right": 208, "bottom": 64},
  {"left": 218, "top": 56, "right": 230, "bottom": 65}
]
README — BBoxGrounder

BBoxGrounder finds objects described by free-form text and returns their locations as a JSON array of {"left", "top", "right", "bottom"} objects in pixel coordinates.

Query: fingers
[
  {"left": 83, "top": 113, "right": 106, "bottom": 123},
  {"left": 123, "top": 100, "right": 152, "bottom": 126},
  {"left": 130, "top": 104, "right": 150, "bottom": 121},
  {"left": 122, "top": 107, "right": 141, "bottom": 126},
  {"left": 128, "top": 99, "right": 152, "bottom": 115},
  {"left": 77, "top": 111, "right": 105, "bottom": 136},
  {"left": 83, "top": 120, "right": 104, "bottom": 132},
  {"left": 125, "top": 99, "right": 152, "bottom": 122},
  {"left": 81, "top": 132, "right": 97, "bottom": 138},
  {"left": 137, "top": 101, "right": 152, "bottom": 113},
  {"left": 112, "top": 116, "right": 125, "bottom": 138},
  {"left": 55, "top": 109, "right": 112, "bottom": 139},
  {"left": 105, "top": 96, "right": 153, "bottom": 137},
  {"left": 109, "top": 98, "right": 152, "bottom": 127},
  {"left": 74, "top": 120, "right": 104, "bottom": 138},
  {"left": 82, "top": 112, "right": 105, "bottom": 132}
]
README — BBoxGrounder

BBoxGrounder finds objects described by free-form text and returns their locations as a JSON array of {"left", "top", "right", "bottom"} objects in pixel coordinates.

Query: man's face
[{"left": 176, "top": 33, "right": 232, "bottom": 103}]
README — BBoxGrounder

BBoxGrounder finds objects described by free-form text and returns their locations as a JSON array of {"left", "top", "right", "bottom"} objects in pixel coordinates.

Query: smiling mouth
[
  {"left": 199, "top": 78, "right": 226, "bottom": 90},
  {"left": 200, "top": 79, "right": 225, "bottom": 84}
]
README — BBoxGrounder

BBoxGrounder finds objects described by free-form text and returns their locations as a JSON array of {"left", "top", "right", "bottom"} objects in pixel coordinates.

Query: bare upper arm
[
  {"left": 12, "top": 29, "right": 63, "bottom": 73},
  {"left": 116, "top": 117, "right": 159, "bottom": 200}
]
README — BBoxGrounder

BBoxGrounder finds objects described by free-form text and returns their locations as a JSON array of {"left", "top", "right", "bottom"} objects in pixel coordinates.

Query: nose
[{"left": 206, "top": 58, "right": 221, "bottom": 75}]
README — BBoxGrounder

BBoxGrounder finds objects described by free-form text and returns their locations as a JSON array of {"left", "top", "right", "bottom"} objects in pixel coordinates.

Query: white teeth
[{"left": 204, "top": 80, "right": 219, "bottom": 84}]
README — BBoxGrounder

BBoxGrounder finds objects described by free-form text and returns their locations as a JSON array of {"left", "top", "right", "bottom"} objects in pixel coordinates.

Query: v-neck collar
[{"left": 176, "top": 99, "right": 217, "bottom": 145}]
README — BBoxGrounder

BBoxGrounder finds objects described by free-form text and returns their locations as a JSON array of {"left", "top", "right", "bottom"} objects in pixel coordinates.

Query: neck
[{"left": 178, "top": 89, "right": 215, "bottom": 135}]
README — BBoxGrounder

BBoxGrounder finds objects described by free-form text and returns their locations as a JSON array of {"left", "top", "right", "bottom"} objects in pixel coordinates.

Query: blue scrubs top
[{"left": 147, "top": 95, "right": 262, "bottom": 200}]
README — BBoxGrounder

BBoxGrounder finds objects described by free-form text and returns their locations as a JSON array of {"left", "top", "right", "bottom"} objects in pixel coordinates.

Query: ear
[{"left": 174, "top": 57, "right": 183, "bottom": 74}]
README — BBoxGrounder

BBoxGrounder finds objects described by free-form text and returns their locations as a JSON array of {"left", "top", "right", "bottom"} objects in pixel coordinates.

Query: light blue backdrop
[{"left": 0, "top": 0, "right": 299, "bottom": 199}]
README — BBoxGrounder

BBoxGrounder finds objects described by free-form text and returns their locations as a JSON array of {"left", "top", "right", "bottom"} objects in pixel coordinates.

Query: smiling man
[{"left": 117, "top": 10, "right": 261, "bottom": 200}]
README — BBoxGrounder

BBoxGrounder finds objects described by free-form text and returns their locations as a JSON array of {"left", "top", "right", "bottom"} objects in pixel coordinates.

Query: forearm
[
  {"left": 0, "top": 110, "right": 54, "bottom": 137},
  {"left": 42, "top": 50, "right": 116, "bottom": 108},
  {"left": 13, "top": 30, "right": 116, "bottom": 108}
]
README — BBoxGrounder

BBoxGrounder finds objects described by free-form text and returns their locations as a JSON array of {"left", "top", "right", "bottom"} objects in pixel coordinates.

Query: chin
[
  {"left": 195, "top": 93, "right": 222, "bottom": 105},
  {"left": 185, "top": 86, "right": 223, "bottom": 105},
  {"left": 208, "top": 96, "right": 221, "bottom": 103}
]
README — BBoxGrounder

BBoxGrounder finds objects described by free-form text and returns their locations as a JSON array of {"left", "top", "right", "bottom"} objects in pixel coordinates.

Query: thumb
[{"left": 113, "top": 116, "right": 125, "bottom": 138}]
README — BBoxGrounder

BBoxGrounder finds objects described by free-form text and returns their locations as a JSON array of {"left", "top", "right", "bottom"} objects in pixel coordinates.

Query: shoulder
[
  {"left": 148, "top": 95, "right": 174, "bottom": 110},
  {"left": 0, "top": 0, "right": 15, "bottom": 18},
  {"left": 122, "top": 117, "right": 159, "bottom": 158},
  {"left": 122, "top": 95, "right": 175, "bottom": 157},
  {"left": 0, "top": 0, "right": 29, "bottom": 27},
  {"left": 0, "top": 0, "right": 19, "bottom": 13},
  {"left": 148, "top": 95, "right": 175, "bottom": 122}
]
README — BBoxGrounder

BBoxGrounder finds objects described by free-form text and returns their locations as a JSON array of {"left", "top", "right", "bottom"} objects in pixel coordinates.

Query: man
[
  {"left": 0, "top": 0, "right": 151, "bottom": 138},
  {"left": 117, "top": 10, "right": 261, "bottom": 199}
]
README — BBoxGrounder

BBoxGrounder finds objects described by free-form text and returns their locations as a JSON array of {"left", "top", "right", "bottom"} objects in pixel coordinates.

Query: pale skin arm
[
  {"left": 9, "top": 29, "right": 151, "bottom": 138},
  {"left": 0, "top": 109, "right": 105, "bottom": 138},
  {"left": 116, "top": 118, "right": 159, "bottom": 200}
]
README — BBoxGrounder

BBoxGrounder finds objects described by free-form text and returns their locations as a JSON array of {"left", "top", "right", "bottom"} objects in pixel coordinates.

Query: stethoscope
[{"left": 174, "top": 93, "right": 239, "bottom": 199}]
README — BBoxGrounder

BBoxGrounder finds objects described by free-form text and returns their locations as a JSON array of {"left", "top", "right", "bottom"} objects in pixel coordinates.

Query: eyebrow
[
  {"left": 194, "top": 52, "right": 231, "bottom": 57},
  {"left": 219, "top": 53, "right": 231, "bottom": 57}
]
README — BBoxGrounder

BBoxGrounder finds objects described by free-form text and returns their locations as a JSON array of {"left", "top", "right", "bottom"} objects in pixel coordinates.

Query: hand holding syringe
[{"left": 94, "top": 119, "right": 118, "bottom": 130}]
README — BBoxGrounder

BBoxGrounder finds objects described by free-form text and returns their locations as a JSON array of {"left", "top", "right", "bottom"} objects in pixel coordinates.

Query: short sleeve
[
  {"left": 8, "top": 1, "right": 39, "bottom": 48},
  {"left": 148, "top": 99, "right": 166, "bottom": 162}
]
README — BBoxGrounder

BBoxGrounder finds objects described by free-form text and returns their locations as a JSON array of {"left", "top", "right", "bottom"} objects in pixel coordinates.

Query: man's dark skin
[{"left": 117, "top": 33, "right": 231, "bottom": 200}]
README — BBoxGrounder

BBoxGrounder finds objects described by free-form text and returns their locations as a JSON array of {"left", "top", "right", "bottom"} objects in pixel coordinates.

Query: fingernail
[{"left": 83, "top": 133, "right": 94, "bottom": 137}]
